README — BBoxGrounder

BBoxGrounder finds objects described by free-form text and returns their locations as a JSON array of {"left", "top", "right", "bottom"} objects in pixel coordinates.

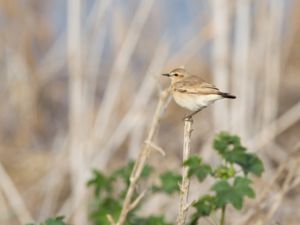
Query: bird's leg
[{"left": 183, "top": 109, "right": 202, "bottom": 121}]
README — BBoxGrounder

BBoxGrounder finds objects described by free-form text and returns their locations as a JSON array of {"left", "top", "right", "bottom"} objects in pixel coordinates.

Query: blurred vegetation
[
  {"left": 24, "top": 133, "right": 263, "bottom": 225},
  {"left": 87, "top": 161, "right": 175, "bottom": 225},
  {"left": 1, "top": 1, "right": 300, "bottom": 225},
  {"left": 25, "top": 216, "right": 68, "bottom": 225}
]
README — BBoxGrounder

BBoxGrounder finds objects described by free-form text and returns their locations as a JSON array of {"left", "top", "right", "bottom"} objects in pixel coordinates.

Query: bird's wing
[{"left": 173, "top": 76, "right": 219, "bottom": 95}]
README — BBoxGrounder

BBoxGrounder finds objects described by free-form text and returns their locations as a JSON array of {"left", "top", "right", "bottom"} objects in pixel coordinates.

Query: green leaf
[
  {"left": 213, "top": 132, "right": 241, "bottom": 155},
  {"left": 211, "top": 177, "right": 255, "bottom": 210},
  {"left": 213, "top": 180, "right": 242, "bottom": 209},
  {"left": 27, "top": 216, "right": 68, "bottom": 225},
  {"left": 183, "top": 155, "right": 212, "bottom": 182},
  {"left": 192, "top": 195, "right": 216, "bottom": 217},
  {"left": 233, "top": 177, "right": 255, "bottom": 198},
  {"left": 213, "top": 132, "right": 264, "bottom": 177},
  {"left": 112, "top": 161, "right": 135, "bottom": 185},
  {"left": 183, "top": 155, "right": 202, "bottom": 168},
  {"left": 214, "top": 165, "right": 236, "bottom": 179},
  {"left": 243, "top": 154, "right": 264, "bottom": 176},
  {"left": 90, "top": 197, "right": 122, "bottom": 225},
  {"left": 195, "top": 164, "right": 212, "bottom": 182},
  {"left": 112, "top": 161, "right": 153, "bottom": 185},
  {"left": 224, "top": 151, "right": 264, "bottom": 176},
  {"left": 153, "top": 171, "right": 181, "bottom": 194},
  {"left": 131, "top": 216, "right": 171, "bottom": 225},
  {"left": 87, "top": 170, "right": 112, "bottom": 196},
  {"left": 188, "top": 195, "right": 217, "bottom": 225},
  {"left": 141, "top": 164, "right": 154, "bottom": 178}
]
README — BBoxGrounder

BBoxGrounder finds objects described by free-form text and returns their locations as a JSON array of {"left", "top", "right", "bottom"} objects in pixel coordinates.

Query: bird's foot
[{"left": 183, "top": 114, "right": 193, "bottom": 122}]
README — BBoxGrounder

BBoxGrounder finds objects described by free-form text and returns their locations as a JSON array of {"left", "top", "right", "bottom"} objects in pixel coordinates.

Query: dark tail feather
[{"left": 219, "top": 92, "right": 236, "bottom": 99}]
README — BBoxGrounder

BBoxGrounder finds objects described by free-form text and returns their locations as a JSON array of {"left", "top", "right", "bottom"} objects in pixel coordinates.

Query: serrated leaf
[
  {"left": 87, "top": 169, "right": 112, "bottom": 196},
  {"left": 233, "top": 177, "right": 255, "bottom": 198},
  {"left": 213, "top": 132, "right": 241, "bottom": 154},
  {"left": 225, "top": 151, "right": 264, "bottom": 176},
  {"left": 212, "top": 180, "right": 241, "bottom": 209},
  {"left": 184, "top": 155, "right": 212, "bottom": 182},
  {"left": 214, "top": 133, "right": 240, "bottom": 154},
  {"left": 213, "top": 132, "right": 264, "bottom": 177},
  {"left": 90, "top": 197, "right": 122, "bottom": 225},
  {"left": 243, "top": 154, "right": 264, "bottom": 176},
  {"left": 195, "top": 164, "right": 212, "bottom": 182},
  {"left": 183, "top": 155, "right": 202, "bottom": 167},
  {"left": 211, "top": 176, "right": 255, "bottom": 210},
  {"left": 192, "top": 195, "right": 216, "bottom": 217},
  {"left": 153, "top": 171, "right": 181, "bottom": 194},
  {"left": 211, "top": 180, "right": 231, "bottom": 193}
]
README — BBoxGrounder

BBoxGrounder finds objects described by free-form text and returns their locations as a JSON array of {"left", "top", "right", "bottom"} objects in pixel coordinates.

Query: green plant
[
  {"left": 24, "top": 132, "right": 263, "bottom": 225},
  {"left": 87, "top": 160, "right": 180, "bottom": 225},
  {"left": 184, "top": 132, "right": 264, "bottom": 225},
  {"left": 25, "top": 216, "right": 68, "bottom": 225}
]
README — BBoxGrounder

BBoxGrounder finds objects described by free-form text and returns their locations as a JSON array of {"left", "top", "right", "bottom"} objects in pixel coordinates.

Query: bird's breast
[{"left": 173, "top": 92, "right": 222, "bottom": 111}]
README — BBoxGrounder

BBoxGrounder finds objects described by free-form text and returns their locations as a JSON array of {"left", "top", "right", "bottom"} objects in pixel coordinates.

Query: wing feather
[{"left": 173, "top": 75, "right": 219, "bottom": 95}]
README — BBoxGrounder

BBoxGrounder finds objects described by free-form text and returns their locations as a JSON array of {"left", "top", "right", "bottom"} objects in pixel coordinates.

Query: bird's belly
[{"left": 173, "top": 93, "right": 222, "bottom": 111}]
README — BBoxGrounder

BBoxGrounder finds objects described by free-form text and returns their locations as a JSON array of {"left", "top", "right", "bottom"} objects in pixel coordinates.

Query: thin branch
[
  {"left": 107, "top": 214, "right": 116, "bottom": 225},
  {"left": 115, "top": 89, "right": 170, "bottom": 225},
  {"left": 128, "top": 189, "right": 147, "bottom": 211},
  {"left": 176, "top": 117, "right": 193, "bottom": 225},
  {"left": 144, "top": 140, "right": 166, "bottom": 156},
  {"left": 183, "top": 200, "right": 195, "bottom": 212}
]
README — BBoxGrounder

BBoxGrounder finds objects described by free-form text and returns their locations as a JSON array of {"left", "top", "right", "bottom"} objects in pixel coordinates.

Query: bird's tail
[{"left": 219, "top": 92, "right": 236, "bottom": 99}]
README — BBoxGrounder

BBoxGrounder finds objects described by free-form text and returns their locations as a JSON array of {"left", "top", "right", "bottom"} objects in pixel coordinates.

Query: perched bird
[{"left": 162, "top": 67, "right": 236, "bottom": 119}]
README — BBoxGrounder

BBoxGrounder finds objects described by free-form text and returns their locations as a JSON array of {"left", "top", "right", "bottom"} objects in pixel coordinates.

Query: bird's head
[{"left": 162, "top": 67, "right": 188, "bottom": 83}]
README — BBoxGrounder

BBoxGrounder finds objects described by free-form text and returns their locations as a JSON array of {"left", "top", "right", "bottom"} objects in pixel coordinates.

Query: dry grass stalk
[
  {"left": 91, "top": 42, "right": 169, "bottom": 168},
  {"left": 93, "top": 0, "right": 154, "bottom": 144},
  {"left": 237, "top": 145, "right": 300, "bottom": 225},
  {"left": 176, "top": 117, "right": 193, "bottom": 225},
  {"left": 249, "top": 100, "right": 300, "bottom": 151},
  {"left": 212, "top": 0, "right": 230, "bottom": 131},
  {"left": 67, "top": 0, "right": 89, "bottom": 224},
  {"left": 114, "top": 89, "right": 170, "bottom": 225},
  {"left": 0, "top": 163, "right": 32, "bottom": 224}
]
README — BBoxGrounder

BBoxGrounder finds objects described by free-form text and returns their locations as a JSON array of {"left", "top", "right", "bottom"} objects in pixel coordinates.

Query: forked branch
[{"left": 114, "top": 89, "right": 170, "bottom": 225}]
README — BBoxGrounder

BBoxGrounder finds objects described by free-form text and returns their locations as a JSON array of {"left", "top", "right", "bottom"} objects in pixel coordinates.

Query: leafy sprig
[
  {"left": 184, "top": 132, "right": 264, "bottom": 225},
  {"left": 87, "top": 161, "right": 175, "bottom": 225}
]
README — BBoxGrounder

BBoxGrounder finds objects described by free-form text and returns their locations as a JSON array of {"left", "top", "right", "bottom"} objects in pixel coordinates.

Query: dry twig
[
  {"left": 115, "top": 89, "right": 170, "bottom": 225},
  {"left": 176, "top": 117, "right": 193, "bottom": 225}
]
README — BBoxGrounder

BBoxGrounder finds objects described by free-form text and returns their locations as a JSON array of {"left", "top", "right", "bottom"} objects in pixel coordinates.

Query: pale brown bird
[{"left": 162, "top": 67, "right": 236, "bottom": 119}]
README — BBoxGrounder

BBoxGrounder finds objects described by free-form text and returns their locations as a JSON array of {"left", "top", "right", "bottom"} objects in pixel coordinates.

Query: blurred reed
[{"left": 0, "top": 1, "right": 299, "bottom": 225}]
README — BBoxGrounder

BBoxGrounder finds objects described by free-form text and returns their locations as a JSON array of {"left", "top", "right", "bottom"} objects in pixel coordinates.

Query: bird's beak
[{"left": 162, "top": 73, "right": 170, "bottom": 77}]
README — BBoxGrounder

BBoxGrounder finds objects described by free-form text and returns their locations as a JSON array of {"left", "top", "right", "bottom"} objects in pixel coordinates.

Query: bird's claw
[{"left": 183, "top": 114, "right": 193, "bottom": 122}]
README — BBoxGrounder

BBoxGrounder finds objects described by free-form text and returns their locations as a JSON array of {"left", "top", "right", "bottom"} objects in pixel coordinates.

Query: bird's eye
[{"left": 173, "top": 73, "right": 178, "bottom": 76}]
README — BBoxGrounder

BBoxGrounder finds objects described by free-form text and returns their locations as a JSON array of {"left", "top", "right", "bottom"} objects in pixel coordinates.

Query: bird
[{"left": 162, "top": 67, "right": 236, "bottom": 119}]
